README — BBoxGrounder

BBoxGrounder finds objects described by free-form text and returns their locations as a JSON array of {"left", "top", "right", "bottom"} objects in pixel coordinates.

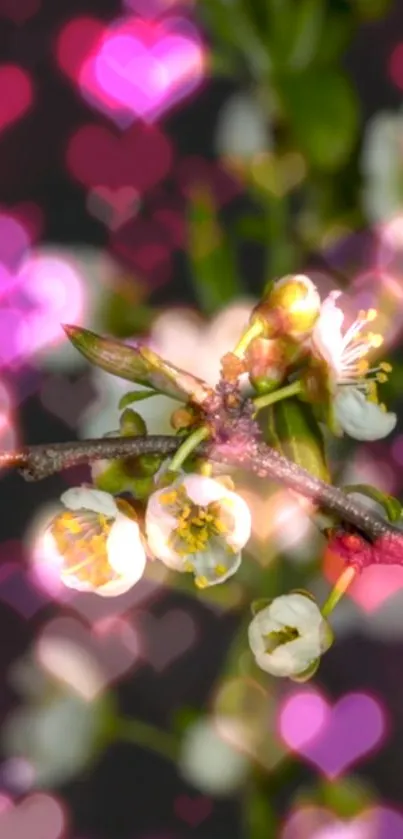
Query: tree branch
[{"left": 0, "top": 434, "right": 399, "bottom": 542}]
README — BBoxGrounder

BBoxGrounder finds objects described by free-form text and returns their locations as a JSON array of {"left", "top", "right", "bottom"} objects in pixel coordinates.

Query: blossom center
[
  {"left": 323, "top": 305, "right": 392, "bottom": 410},
  {"left": 49, "top": 498, "right": 137, "bottom": 588},
  {"left": 263, "top": 626, "right": 299, "bottom": 653},
  {"left": 160, "top": 486, "right": 228, "bottom": 556}
]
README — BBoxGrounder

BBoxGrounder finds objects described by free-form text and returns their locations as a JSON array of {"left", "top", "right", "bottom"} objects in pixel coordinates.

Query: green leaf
[
  {"left": 261, "top": 396, "right": 330, "bottom": 481},
  {"left": 118, "top": 389, "right": 158, "bottom": 410},
  {"left": 188, "top": 189, "right": 242, "bottom": 316},
  {"left": 278, "top": 69, "right": 359, "bottom": 171},
  {"left": 342, "top": 484, "right": 402, "bottom": 523},
  {"left": 284, "top": 0, "right": 325, "bottom": 70},
  {"left": 62, "top": 325, "right": 212, "bottom": 405}
]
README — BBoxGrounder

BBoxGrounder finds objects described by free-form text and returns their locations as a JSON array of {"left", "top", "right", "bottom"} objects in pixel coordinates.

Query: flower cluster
[{"left": 32, "top": 272, "right": 398, "bottom": 683}]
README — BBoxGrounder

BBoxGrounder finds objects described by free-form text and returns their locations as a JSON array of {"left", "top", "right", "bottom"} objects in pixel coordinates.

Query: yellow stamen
[
  {"left": 380, "top": 362, "right": 392, "bottom": 372},
  {"left": 215, "top": 564, "right": 227, "bottom": 576},
  {"left": 195, "top": 576, "right": 209, "bottom": 589},
  {"left": 184, "top": 561, "right": 194, "bottom": 571},
  {"left": 357, "top": 359, "right": 369, "bottom": 374},
  {"left": 159, "top": 490, "right": 178, "bottom": 506},
  {"left": 367, "top": 333, "right": 383, "bottom": 348}
]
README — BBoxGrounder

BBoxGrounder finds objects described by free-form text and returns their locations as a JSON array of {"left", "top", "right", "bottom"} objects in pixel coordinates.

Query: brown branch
[{"left": 0, "top": 434, "right": 399, "bottom": 543}]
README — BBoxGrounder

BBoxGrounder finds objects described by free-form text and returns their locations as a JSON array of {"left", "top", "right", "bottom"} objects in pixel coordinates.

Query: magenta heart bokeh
[
  {"left": 57, "top": 15, "right": 205, "bottom": 126},
  {"left": 278, "top": 688, "right": 387, "bottom": 778},
  {"left": 281, "top": 805, "right": 403, "bottom": 839}
]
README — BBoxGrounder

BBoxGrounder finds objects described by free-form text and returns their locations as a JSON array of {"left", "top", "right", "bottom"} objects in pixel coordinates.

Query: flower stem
[
  {"left": 233, "top": 320, "right": 264, "bottom": 358},
  {"left": 253, "top": 380, "right": 302, "bottom": 411},
  {"left": 115, "top": 717, "right": 179, "bottom": 762},
  {"left": 169, "top": 425, "right": 211, "bottom": 472},
  {"left": 321, "top": 566, "right": 357, "bottom": 618}
]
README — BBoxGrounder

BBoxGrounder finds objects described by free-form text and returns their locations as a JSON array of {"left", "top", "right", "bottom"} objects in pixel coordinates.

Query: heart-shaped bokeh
[
  {"left": 0, "top": 65, "right": 33, "bottom": 136},
  {"left": 66, "top": 121, "right": 172, "bottom": 194},
  {"left": 281, "top": 804, "right": 403, "bottom": 839},
  {"left": 0, "top": 793, "right": 66, "bottom": 839},
  {"left": 137, "top": 608, "right": 197, "bottom": 672},
  {"left": 37, "top": 614, "right": 141, "bottom": 696},
  {"left": 57, "top": 15, "right": 205, "bottom": 126},
  {"left": 278, "top": 688, "right": 386, "bottom": 778}
]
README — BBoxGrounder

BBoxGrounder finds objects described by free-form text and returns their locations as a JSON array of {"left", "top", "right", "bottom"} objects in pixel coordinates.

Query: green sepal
[
  {"left": 62, "top": 324, "right": 212, "bottom": 405},
  {"left": 94, "top": 462, "right": 154, "bottom": 500},
  {"left": 260, "top": 396, "right": 330, "bottom": 481},
  {"left": 118, "top": 389, "right": 158, "bottom": 410},
  {"left": 289, "top": 658, "right": 320, "bottom": 683},
  {"left": 342, "top": 484, "right": 402, "bottom": 523},
  {"left": 251, "top": 598, "right": 272, "bottom": 616},
  {"left": 119, "top": 409, "right": 147, "bottom": 437}
]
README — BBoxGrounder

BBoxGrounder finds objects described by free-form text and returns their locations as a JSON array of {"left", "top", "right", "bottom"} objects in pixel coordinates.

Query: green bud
[
  {"left": 135, "top": 453, "right": 164, "bottom": 476},
  {"left": 119, "top": 408, "right": 147, "bottom": 437}
]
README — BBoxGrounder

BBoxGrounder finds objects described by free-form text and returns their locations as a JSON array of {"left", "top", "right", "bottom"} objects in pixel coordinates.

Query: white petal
[
  {"left": 105, "top": 514, "right": 146, "bottom": 583},
  {"left": 334, "top": 388, "right": 397, "bottom": 441},
  {"left": 145, "top": 487, "right": 183, "bottom": 569},
  {"left": 311, "top": 291, "right": 344, "bottom": 369},
  {"left": 61, "top": 487, "right": 118, "bottom": 517},
  {"left": 191, "top": 546, "right": 242, "bottom": 586},
  {"left": 218, "top": 493, "right": 252, "bottom": 552},
  {"left": 265, "top": 593, "right": 323, "bottom": 632},
  {"left": 182, "top": 474, "right": 229, "bottom": 506}
]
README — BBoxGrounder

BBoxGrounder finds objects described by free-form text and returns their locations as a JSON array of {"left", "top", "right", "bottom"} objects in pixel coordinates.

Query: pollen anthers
[
  {"left": 336, "top": 305, "right": 393, "bottom": 395},
  {"left": 160, "top": 485, "right": 229, "bottom": 558},
  {"left": 49, "top": 498, "right": 138, "bottom": 589}
]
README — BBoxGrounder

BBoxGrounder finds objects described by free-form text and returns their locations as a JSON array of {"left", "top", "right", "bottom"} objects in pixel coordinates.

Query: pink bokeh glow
[{"left": 57, "top": 15, "right": 205, "bottom": 126}]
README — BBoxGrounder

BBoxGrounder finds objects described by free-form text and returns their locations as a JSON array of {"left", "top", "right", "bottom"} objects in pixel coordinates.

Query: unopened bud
[
  {"left": 252, "top": 275, "right": 321, "bottom": 340},
  {"left": 119, "top": 409, "right": 147, "bottom": 437}
]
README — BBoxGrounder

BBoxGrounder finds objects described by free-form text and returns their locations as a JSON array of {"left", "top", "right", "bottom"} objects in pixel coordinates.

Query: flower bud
[
  {"left": 119, "top": 408, "right": 147, "bottom": 436},
  {"left": 248, "top": 591, "right": 333, "bottom": 678},
  {"left": 252, "top": 275, "right": 321, "bottom": 340}
]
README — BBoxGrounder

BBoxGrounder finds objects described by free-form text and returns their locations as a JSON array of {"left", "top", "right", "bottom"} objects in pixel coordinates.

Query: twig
[{"left": 0, "top": 434, "right": 399, "bottom": 542}]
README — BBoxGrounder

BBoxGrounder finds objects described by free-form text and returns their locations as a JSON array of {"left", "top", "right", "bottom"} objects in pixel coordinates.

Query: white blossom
[
  {"left": 311, "top": 291, "right": 396, "bottom": 440},
  {"left": 35, "top": 486, "right": 147, "bottom": 597},
  {"left": 248, "top": 593, "right": 333, "bottom": 677},
  {"left": 145, "top": 474, "right": 251, "bottom": 588}
]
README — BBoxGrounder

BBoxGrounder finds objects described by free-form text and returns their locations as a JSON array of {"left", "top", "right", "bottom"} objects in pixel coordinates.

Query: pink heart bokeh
[
  {"left": 0, "top": 0, "right": 40, "bottom": 25},
  {"left": 0, "top": 65, "right": 33, "bottom": 136},
  {"left": 281, "top": 805, "right": 403, "bottom": 839},
  {"left": 0, "top": 793, "right": 66, "bottom": 839},
  {"left": 324, "top": 547, "right": 403, "bottom": 613},
  {"left": 138, "top": 608, "right": 197, "bottom": 672},
  {"left": 37, "top": 614, "right": 141, "bottom": 695},
  {"left": 174, "top": 795, "right": 212, "bottom": 827},
  {"left": 66, "top": 121, "right": 173, "bottom": 192},
  {"left": 278, "top": 688, "right": 386, "bottom": 778},
  {"left": 57, "top": 15, "right": 205, "bottom": 126}
]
